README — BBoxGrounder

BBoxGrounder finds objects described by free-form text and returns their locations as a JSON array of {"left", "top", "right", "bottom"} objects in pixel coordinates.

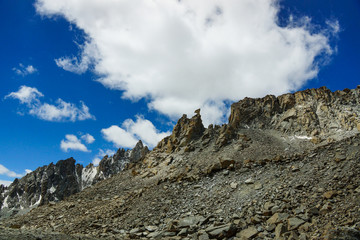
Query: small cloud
[
  {"left": 5, "top": 85, "right": 95, "bottom": 122},
  {"left": 92, "top": 158, "right": 101, "bottom": 166},
  {"left": 5, "top": 85, "right": 43, "bottom": 104},
  {"left": 13, "top": 63, "right": 38, "bottom": 76},
  {"left": 60, "top": 134, "right": 89, "bottom": 152},
  {"left": 29, "top": 99, "right": 95, "bottom": 122},
  {"left": 0, "top": 180, "right": 13, "bottom": 187},
  {"left": 0, "top": 164, "right": 25, "bottom": 178},
  {"left": 81, "top": 133, "right": 95, "bottom": 144},
  {"left": 25, "top": 169, "right": 32, "bottom": 174},
  {"left": 101, "top": 116, "right": 170, "bottom": 149},
  {"left": 326, "top": 20, "right": 340, "bottom": 34},
  {"left": 92, "top": 149, "right": 115, "bottom": 166}
]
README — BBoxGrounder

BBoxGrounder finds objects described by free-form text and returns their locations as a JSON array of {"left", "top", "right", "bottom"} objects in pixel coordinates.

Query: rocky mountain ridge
[
  {"left": 0, "top": 141, "right": 148, "bottom": 219},
  {"left": 1, "top": 86, "right": 360, "bottom": 239}
]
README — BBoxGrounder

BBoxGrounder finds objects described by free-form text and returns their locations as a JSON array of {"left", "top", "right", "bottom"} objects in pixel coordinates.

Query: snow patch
[
  {"left": 81, "top": 166, "right": 98, "bottom": 190},
  {"left": 49, "top": 185, "right": 56, "bottom": 194},
  {"left": 31, "top": 195, "right": 42, "bottom": 208},
  {"left": 1, "top": 196, "right": 9, "bottom": 209},
  {"left": 295, "top": 135, "right": 312, "bottom": 140}
]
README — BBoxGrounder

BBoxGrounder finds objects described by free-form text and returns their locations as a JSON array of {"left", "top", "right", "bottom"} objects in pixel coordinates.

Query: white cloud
[
  {"left": 5, "top": 85, "right": 95, "bottom": 122},
  {"left": 25, "top": 169, "right": 32, "bottom": 174},
  {"left": 13, "top": 64, "right": 38, "bottom": 76},
  {"left": 60, "top": 134, "right": 89, "bottom": 152},
  {"left": 92, "top": 158, "right": 101, "bottom": 166},
  {"left": 55, "top": 41, "right": 99, "bottom": 74},
  {"left": 92, "top": 149, "right": 115, "bottom": 166},
  {"left": 35, "top": 0, "right": 338, "bottom": 125},
  {"left": 102, "top": 116, "right": 170, "bottom": 148},
  {"left": 101, "top": 125, "right": 138, "bottom": 149},
  {"left": 81, "top": 133, "right": 95, "bottom": 144},
  {"left": 0, "top": 180, "right": 13, "bottom": 187},
  {"left": 5, "top": 85, "right": 43, "bottom": 104},
  {"left": 0, "top": 164, "right": 24, "bottom": 178},
  {"left": 29, "top": 99, "right": 95, "bottom": 122}
]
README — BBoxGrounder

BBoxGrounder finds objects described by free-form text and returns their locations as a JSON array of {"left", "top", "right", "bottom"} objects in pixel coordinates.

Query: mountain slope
[{"left": 1, "top": 86, "right": 360, "bottom": 240}]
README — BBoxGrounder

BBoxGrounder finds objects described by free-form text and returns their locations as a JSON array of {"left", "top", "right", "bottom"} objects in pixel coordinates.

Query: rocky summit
[{"left": 1, "top": 86, "right": 360, "bottom": 240}]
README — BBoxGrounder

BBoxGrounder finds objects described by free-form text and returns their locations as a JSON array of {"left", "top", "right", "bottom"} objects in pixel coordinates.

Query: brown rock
[
  {"left": 287, "top": 217, "right": 305, "bottom": 230},
  {"left": 267, "top": 213, "right": 289, "bottom": 225},
  {"left": 275, "top": 223, "right": 287, "bottom": 238},
  {"left": 237, "top": 226, "right": 258, "bottom": 239},
  {"left": 323, "top": 190, "right": 337, "bottom": 199}
]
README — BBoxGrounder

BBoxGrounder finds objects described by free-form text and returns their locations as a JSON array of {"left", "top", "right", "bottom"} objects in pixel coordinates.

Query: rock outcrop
[
  {"left": 156, "top": 109, "right": 205, "bottom": 153},
  {"left": 229, "top": 86, "right": 360, "bottom": 137},
  {"left": 0, "top": 140, "right": 148, "bottom": 218}
]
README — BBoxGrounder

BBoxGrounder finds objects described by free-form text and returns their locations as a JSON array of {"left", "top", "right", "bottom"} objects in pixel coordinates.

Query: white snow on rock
[{"left": 81, "top": 166, "right": 98, "bottom": 190}]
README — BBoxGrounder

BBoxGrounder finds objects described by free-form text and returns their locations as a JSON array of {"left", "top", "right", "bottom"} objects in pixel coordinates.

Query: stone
[
  {"left": 299, "top": 233, "right": 308, "bottom": 240},
  {"left": 237, "top": 226, "right": 258, "bottom": 239},
  {"left": 206, "top": 224, "right": 237, "bottom": 239},
  {"left": 145, "top": 225, "right": 158, "bottom": 232},
  {"left": 129, "top": 228, "right": 140, "bottom": 234},
  {"left": 320, "top": 203, "right": 332, "bottom": 214},
  {"left": 167, "top": 220, "right": 179, "bottom": 232},
  {"left": 230, "top": 182, "right": 238, "bottom": 189},
  {"left": 275, "top": 223, "right": 287, "bottom": 238},
  {"left": 335, "top": 153, "right": 346, "bottom": 162},
  {"left": 245, "top": 178, "right": 254, "bottom": 184},
  {"left": 147, "top": 231, "right": 162, "bottom": 238},
  {"left": 287, "top": 217, "right": 305, "bottom": 230},
  {"left": 264, "top": 202, "right": 275, "bottom": 211},
  {"left": 254, "top": 183, "right": 262, "bottom": 190},
  {"left": 323, "top": 190, "right": 337, "bottom": 199},
  {"left": 219, "top": 158, "right": 235, "bottom": 169},
  {"left": 178, "top": 228, "right": 188, "bottom": 236},
  {"left": 267, "top": 213, "right": 289, "bottom": 225},
  {"left": 198, "top": 232, "right": 210, "bottom": 240},
  {"left": 178, "top": 216, "right": 205, "bottom": 228}
]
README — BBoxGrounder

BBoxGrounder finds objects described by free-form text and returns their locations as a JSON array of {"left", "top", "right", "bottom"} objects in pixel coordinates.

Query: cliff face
[
  {"left": 0, "top": 140, "right": 148, "bottom": 218},
  {"left": 229, "top": 86, "right": 360, "bottom": 137}
]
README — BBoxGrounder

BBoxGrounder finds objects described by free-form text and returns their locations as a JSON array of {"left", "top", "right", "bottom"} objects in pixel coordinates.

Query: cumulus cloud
[
  {"left": 13, "top": 63, "right": 38, "bottom": 76},
  {"left": 102, "top": 116, "right": 170, "bottom": 148},
  {"left": 101, "top": 125, "right": 138, "bottom": 149},
  {"left": 81, "top": 133, "right": 95, "bottom": 144},
  {"left": 0, "top": 164, "right": 25, "bottom": 178},
  {"left": 35, "top": 0, "right": 338, "bottom": 125},
  {"left": 5, "top": 85, "right": 95, "bottom": 122},
  {"left": 92, "top": 149, "right": 116, "bottom": 166},
  {"left": 60, "top": 134, "right": 89, "bottom": 152}
]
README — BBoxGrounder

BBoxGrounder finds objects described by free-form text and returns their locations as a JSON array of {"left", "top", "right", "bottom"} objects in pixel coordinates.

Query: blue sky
[{"left": 0, "top": 0, "right": 359, "bottom": 186}]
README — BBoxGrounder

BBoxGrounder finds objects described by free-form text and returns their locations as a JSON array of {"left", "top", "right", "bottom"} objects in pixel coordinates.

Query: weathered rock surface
[
  {"left": 229, "top": 86, "right": 360, "bottom": 138},
  {"left": 0, "top": 140, "right": 148, "bottom": 219},
  {"left": 1, "top": 86, "right": 360, "bottom": 239}
]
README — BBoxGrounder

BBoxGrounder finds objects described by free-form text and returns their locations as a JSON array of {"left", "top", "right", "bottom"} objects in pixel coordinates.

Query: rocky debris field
[
  {"left": 1, "top": 131, "right": 360, "bottom": 240},
  {"left": 1, "top": 86, "right": 360, "bottom": 240}
]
